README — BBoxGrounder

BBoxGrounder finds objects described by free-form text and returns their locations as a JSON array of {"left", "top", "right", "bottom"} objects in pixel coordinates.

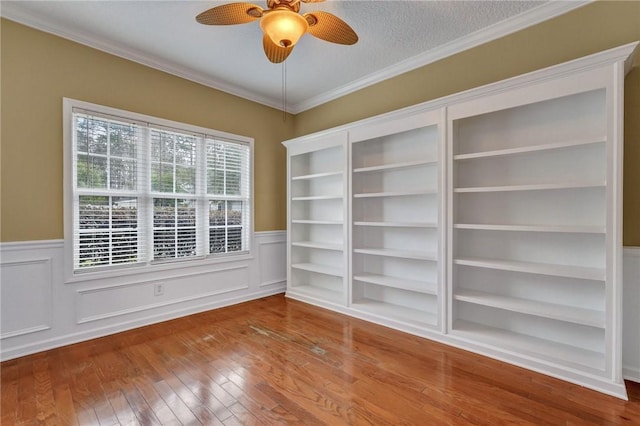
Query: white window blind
[{"left": 70, "top": 105, "right": 251, "bottom": 273}]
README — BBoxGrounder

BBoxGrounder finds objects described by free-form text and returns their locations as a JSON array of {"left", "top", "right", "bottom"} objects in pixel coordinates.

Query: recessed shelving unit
[
  {"left": 284, "top": 132, "right": 349, "bottom": 307},
  {"left": 447, "top": 52, "right": 632, "bottom": 399},
  {"left": 350, "top": 110, "right": 444, "bottom": 330},
  {"left": 283, "top": 42, "right": 636, "bottom": 399}
]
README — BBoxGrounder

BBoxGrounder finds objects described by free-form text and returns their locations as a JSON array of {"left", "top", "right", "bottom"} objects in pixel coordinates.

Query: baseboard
[{"left": 624, "top": 366, "right": 640, "bottom": 384}]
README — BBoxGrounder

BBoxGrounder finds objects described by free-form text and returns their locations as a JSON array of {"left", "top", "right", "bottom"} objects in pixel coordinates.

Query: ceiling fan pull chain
[{"left": 282, "top": 60, "right": 287, "bottom": 121}]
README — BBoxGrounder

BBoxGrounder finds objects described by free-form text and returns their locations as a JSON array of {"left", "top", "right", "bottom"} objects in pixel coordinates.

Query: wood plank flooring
[{"left": 1, "top": 294, "right": 639, "bottom": 425}]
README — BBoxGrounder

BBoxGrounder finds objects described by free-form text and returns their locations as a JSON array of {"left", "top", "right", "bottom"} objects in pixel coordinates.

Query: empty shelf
[
  {"left": 454, "top": 289, "right": 605, "bottom": 328},
  {"left": 291, "top": 263, "right": 343, "bottom": 277},
  {"left": 288, "top": 284, "right": 344, "bottom": 304},
  {"left": 454, "top": 137, "right": 605, "bottom": 160},
  {"left": 354, "top": 248, "right": 438, "bottom": 261},
  {"left": 354, "top": 273, "right": 437, "bottom": 295},
  {"left": 353, "top": 159, "right": 437, "bottom": 173},
  {"left": 291, "top": 219, "right": 342, "bottom": 225},
  {"left": 291, "top": 241, "right": 343, "bottom": 251},
  {"left": 451, "top": 320, "right": 605, "bottom": 371},
  {"left": 291, "top": 171, "right": 343, "bottom": 181},
  {"left": 354, "top": 221, "right": 437, "bottom": 228},
  {"left": 352, "top": 299, "right": 437, "bottom": 328},
  {"left": 354, "top": 189, "right": 437, "bottom": 198},
  {"left": 454, "top": 182, "right": 606, "bottom": 193},
  {"left": 454, "top": 257, "right": 605, "bottom": 281},
  {"left": 291, "top": 195, "right": 343, "bottom": 201},
  {"left": 454, "top": 223, "right": 605, "bottom": 234}
]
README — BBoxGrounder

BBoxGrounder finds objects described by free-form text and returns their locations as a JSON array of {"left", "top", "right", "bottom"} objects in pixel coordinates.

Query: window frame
[{"left": 63, "top": 98, "right": 254, "bottom": 283}]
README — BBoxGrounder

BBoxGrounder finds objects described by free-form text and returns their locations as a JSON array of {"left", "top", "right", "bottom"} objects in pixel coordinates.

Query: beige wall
[
  {"left": 2, "top": 1, "right": 640, "bottom": 245},
  {"left": 294, "top": 1, "right": 640, "bottom": 246},
  {"left": 1, "top": 19, "right": 293, "bottom": 241}
]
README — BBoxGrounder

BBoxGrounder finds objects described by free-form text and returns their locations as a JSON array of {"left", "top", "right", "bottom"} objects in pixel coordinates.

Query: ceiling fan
[{"left": 196, "top": 0, "right": 358, "bottom": 63}]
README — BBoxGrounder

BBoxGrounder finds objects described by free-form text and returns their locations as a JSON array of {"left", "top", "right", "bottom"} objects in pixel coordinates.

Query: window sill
[{"left": 64, "top": 252, "right": 254, "bottom": 284}]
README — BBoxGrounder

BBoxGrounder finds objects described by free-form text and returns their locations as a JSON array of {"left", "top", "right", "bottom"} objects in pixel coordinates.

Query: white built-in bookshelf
[
  {"left": 285, "top": 132, "right": 349, "bottom": 307},
  {"left": 349, "top": 110, "right": 444, "bottom": 330},
  {"left": 282, "top": 42, "right": 637, "bottom": 399},
  {"left": 446, "top": 65, "right": 619, "bottom": 389}
]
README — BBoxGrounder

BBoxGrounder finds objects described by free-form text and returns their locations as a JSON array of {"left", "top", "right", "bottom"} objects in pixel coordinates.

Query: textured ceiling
[{"left": 1, "top": 1, "right": 586, "bottom": 113}]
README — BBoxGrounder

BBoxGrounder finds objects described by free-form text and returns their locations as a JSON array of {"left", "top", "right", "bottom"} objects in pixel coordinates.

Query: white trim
[
  {"left": 293, "top": 1, "right": 590, "bottom": 113},
  {"left": 623, "top": 246, "right": 640, "bottom": 383},
  {"left": 0, "top": 1, "right": 589, "bottom": 114},
  {"left": 0, "top": 257, "right": 54, "bottom": 339},
  {"left": 62, "top": 98, "right": 255, "bottom": 283},
  {"left": 0, "top": 3, "right": 283, "bottom": 111},
  {"left": 0, "top": 231, "right": 286, "bottom": 361},
  {"left": 283, "top": 41, "right": 639, "bottom": 146},
  {"left": 1, "top": 287, "right": 284, "bottom": 362},
  {"left": 624, "top": 367, "right": 640, "bottom": 384},
  {"left": 624, "top": 246, "right": 640, "bottom": 257},
  {"left": 76, "top": 266, "right": 250, "bottom": 324},
  {"left": 0, "top": 239, "right": 64, "bottom": 251}
]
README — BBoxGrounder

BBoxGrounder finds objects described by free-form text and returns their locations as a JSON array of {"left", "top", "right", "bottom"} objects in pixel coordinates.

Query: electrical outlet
[{"left": 154, "top": 283, "right": 164, "bottom": 296}]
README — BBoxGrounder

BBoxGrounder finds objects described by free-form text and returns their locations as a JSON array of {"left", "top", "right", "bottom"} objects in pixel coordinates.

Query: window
[{"left": 65, "top": 99, "right": 252, "bottom": 275}]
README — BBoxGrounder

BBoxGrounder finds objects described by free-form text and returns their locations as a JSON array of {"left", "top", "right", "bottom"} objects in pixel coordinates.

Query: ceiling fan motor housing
[{"left": 267, "top": 0, "right": 301, "bottom": 13}]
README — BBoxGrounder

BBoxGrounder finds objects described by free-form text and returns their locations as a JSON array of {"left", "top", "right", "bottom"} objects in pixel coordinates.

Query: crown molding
[
  {"left": 0, "top": 2, "right": 285, "bottom": 111},
  {"left": 290, "top": 0, "right": 591, "bottom": 114},
  {"left": 1, "top": 1, "right": 590, "bottom": 114}
]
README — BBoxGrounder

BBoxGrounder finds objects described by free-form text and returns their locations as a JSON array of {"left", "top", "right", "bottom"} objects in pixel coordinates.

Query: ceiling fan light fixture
[{"left": 260, "top": 9, "right": 308, "bottom": 48}]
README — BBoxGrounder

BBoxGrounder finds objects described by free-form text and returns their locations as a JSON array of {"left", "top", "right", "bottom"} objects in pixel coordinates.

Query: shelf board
[
  {"left": 354, "top": 248, "right": 437, "bottom": 261},
  {"left": 291, "top": 241, "right": 343, "bottom": 251},
  {"left": 291, "top": 195, "right": 343, "bottom": 201},
  {"left": 289, "top": 284, "right": 344, "bottom": 304},
  {"left": 454, "top": 257, "right": 605, "bottom": 281},
  {"left": 454, "top": 289, "right": 605, "bottom": 328},
  {"left": 291, "top": 171, "right": 343, "bottom": 181},
  {"left": 453, "top": 136, "right": 605, "bottom": 161},
  {"left": 354, "top": 273, "right": 437, "bottom": 295},
  {"left": 291, "top": 262, "right": 343, "bottom": 277},
  {"left": 353, "top": 159, "right": 437, "bottom": 173},
  {"left": 291, "top": 219, "right": 343, "bottom": 225},
  {"left": 354, "top": 221, "right": 437, "bottom": 228},
  {"left": 451, "top": 320, "right": 605, "bottom": 371},
  {"left": 354, "top": 189, "right": 438, "bottom": 198},
  {"left": 454, "top": 182, "right": 606, "bottom": 193},
  {"left": 454, "top": 223, "right": 605, "bottom": 234},
  {"left": 351, "top": 299, "right": 437, "bottom": 328}
]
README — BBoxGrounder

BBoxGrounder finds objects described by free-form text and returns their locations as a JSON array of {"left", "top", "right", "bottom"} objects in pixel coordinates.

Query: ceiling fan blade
[
  {"left": 196, "top": 3, "right": 263, "bottom": 25},
  {"left": 304, "top": 11, "right": 358, "bottom": 45},
  {"left": 263, "top": 34, "right": 294, "bottom": 63}
]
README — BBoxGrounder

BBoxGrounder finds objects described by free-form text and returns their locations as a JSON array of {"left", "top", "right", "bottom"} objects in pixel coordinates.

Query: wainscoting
[
  {"left": 0, "top": 238, "right": 637, "bottom": 384},
  {"left": 0, "top": 231, "right": 286, "bottom": 361},
  {"left": 624, "top": 247, "right": 640, "bottom": 383}
]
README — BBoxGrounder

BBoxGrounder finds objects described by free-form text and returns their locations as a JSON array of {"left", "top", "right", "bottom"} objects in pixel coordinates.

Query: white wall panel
[
  {"left": 0, "top": 257, "right": 53, "bottom": 338},
  {"left": 623, "top": 247, "right": 640, "bottom": 383},
  {"left": 258, "top": 232, "right": 287, "bottom": 287},
  {"left": 77, "top": 265, "right": 249, "bottom": 323},
  {"left": 0, "top": 231, "right": 285, "bottom": 360}
]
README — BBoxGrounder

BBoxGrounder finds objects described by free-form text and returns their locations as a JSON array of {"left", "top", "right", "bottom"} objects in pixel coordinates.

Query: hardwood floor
[{"left": 1, "top": 294, "right": 639, "bottom": 425}]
